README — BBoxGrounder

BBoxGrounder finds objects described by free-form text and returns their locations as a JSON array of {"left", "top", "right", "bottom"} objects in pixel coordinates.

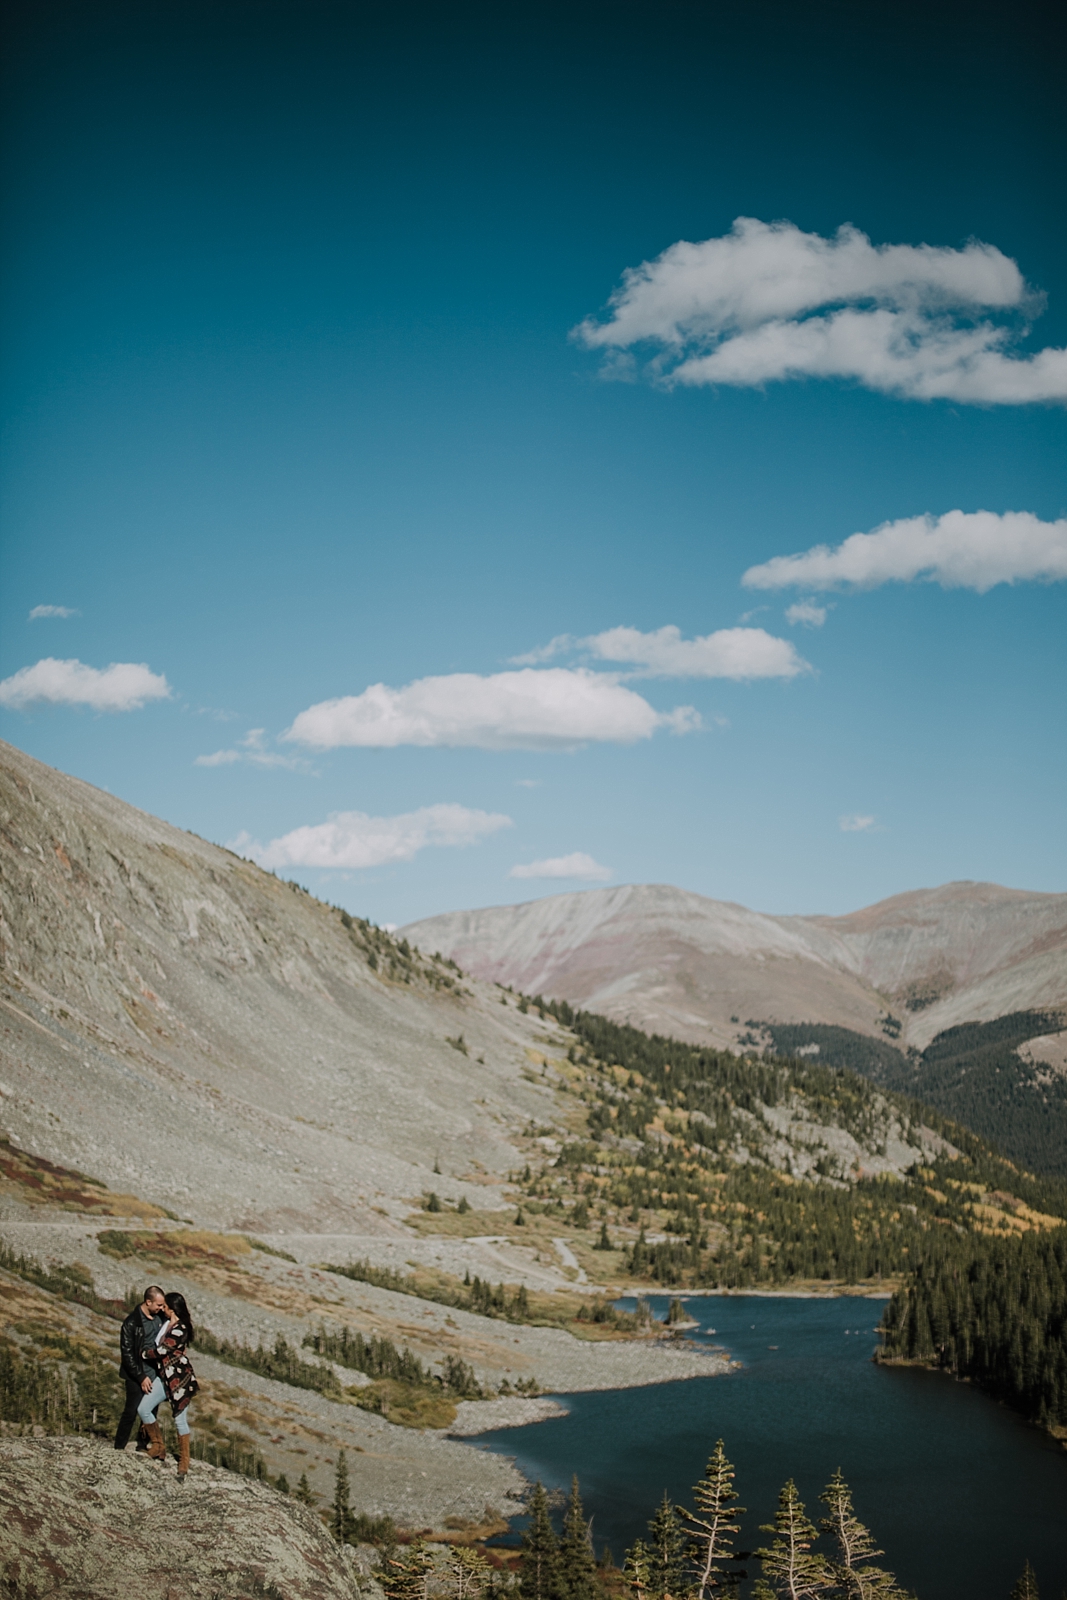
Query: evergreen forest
[
  {"left": 758, "top": 1012, "right": 1067, "bottom": 1178},
  {"left": 879, "top": 1226, "right": 1067, "bottom": 1428}
]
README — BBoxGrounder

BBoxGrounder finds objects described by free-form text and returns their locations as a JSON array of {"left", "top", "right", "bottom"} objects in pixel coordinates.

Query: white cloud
[
  {"left": 232, "top": 804, "right": 513, "bottom": 871},
  {"left": 785, "top": 600, "right": 829, "bottom": 628},
  {"left": 284, "top": 668, "right": 699, "bottom": 750},
  {"left": 28, "top": 605, "right": 80, "bottom": 620},
  {"left": 839, "top": 814, "right": 877, "bottom": 833},
  {"left": 0, "top": 658, "right": 171, "bottom": 712},
  {"left": 575, "top": 217, "right": 1067, "bottom": 405},
  {"left": 584, "top": 624, "right": 808, "bottom": 679},
  {"left": 744, "top": 510, "right": 1067, "bottom": 594},
  {"left": 515, "top": 624, "right": 807, "bottom": 679},
  {"left": 509, "top": 852, "right": 613, "bottom": 881},
  {"left": 195, "top": 729, "right": 309, "bottom": 770},
  {"left": 195, "top": 748, "right": 242, "bottom": 767},
  {"left": 515, "top": 778, "right": 542, "bottom": 788}
]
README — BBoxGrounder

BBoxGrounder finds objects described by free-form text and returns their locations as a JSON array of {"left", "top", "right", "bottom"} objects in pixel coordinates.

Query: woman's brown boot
[
  {"left": 177, "top": 1435, "right": 190, "bottom": 1479},
  {"left": 144, "top": 1421, "right": 166, "bottom": 1460}
]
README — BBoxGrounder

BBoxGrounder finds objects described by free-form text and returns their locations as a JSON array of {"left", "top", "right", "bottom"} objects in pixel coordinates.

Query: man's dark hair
[{"left": 143, "top": 1284, "right": 165, "bottom": 1303}]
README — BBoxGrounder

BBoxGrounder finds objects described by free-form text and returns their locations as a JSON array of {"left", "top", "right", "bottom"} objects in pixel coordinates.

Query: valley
[{"left": 2, "top": 737, "right": 1065, "bottom": 1571}]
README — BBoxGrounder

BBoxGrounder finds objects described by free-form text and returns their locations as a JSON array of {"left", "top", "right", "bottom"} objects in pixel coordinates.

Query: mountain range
[{"left": 403, "top": 880, "right": 1067, "bottom": 1054}]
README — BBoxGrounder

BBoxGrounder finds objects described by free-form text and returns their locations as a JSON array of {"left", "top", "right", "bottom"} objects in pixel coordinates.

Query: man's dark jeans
[{"left": 114, "top": 1377, "right": 147, "bottom": 1450}]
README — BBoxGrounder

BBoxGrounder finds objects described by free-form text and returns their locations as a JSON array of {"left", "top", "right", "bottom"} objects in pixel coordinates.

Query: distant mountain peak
[{"left": 403, "top": 879, "right": 1067, "bottom": 1054}]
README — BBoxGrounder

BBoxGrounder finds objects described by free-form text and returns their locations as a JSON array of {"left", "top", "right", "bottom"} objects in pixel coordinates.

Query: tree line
[
  {"left": 304, "top": 1322, "right": 487, "bottom": 1398},
  {"left": 879, "top": 1225, "right": 1067, "bottom": 1429},
  {"left": 323, "top": 1256, "right": 533, "bottom": 1323}
]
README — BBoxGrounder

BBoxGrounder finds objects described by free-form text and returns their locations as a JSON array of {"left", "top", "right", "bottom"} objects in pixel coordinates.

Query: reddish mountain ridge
[{"left": 403, "top": 880, "right": 1067, "bottom": 1052}]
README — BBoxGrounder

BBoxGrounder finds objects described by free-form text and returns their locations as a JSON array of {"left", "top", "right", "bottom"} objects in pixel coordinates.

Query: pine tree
[
  {"left": 331, "top": 1449, "right": 353, "bottom": 1542},
  {"left": 1009, "top": 1560, "right": 1040, "bottom": 1600},
  {"left": 679, "top": 1439, "right": 744, "bottom": 1600},
  {"left": 646, "top": 1493, "right": 688, "bottom": 1600},
  {"left": 559, "top": 1476, "right": 597, "bottom": 1600},
  {"left": 819, "top": 1471, "right": 906, "bottom": 1600},
  {"left": 382, "top": 1540, "right": 436, "bottom": 1600},
  {"left": 624, "top": 1539, "right": 653, "bottom": 1600},
  {"left": 520, "top": 1482, "right": 561, "bottom": 1600},
  {"left": 275, "top": 1473, "right": 290, "bottom": 1495},
  {"left": 295, "top": 1471, "right": 314, "bottom": 1505},
  {"left": 447, "top": 1547, "right": 492, "bottom": 1600},
  {"left": 754, "top": 1480, "right": 833, "bottom": 1600}
]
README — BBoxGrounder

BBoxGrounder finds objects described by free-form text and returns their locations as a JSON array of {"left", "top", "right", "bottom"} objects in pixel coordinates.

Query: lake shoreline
[
  {"left": 619, "top": 1285, "right": 894, "bottom": 1300},
  {"left": 460, "top": 1292, "right": 1067, "bottom": 1599},
  {"left": 451, "top": 1288, "right": 895, "bottom": 1435},
  {"left": 448, "top": 1341, "right": 735, "bottom": 1435}
]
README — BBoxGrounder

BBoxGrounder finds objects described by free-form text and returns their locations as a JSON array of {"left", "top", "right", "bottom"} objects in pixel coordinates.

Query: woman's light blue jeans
[{"left": 137, "top": 1377, "right": 190, "bottom": 1435}]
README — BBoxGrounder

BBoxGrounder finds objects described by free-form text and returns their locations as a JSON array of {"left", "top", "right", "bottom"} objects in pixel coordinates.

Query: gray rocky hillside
[{"left": 0, "top": 738, "right": 573, "bottom": 1232}]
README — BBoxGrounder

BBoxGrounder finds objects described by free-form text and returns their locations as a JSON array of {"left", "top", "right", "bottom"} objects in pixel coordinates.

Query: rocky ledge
[{"left": 0, "top": 1436, "right": 360, "bottom": 1600}]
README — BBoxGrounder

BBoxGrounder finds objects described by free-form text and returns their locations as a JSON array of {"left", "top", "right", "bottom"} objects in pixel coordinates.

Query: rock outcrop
[{"left": 0, "top": 1436, "right": 359, "bottom": 1599}]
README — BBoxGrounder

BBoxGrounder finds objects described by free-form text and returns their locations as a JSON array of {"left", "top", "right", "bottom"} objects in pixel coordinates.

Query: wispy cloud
[
  {"left": 839, "top": 814, "right": 877, "bottom": 833},
  {"left": 515, "top": 625, "right": 808, "bottom": 680},
  {"left": 509, "top": 852, "right": 612, "bottom": 881},
  {"left": 195, "top": 729, "right": 310, "bottom": 770},
  {"left": 232, "top": 804, "right": 513, "bottom": 870},
  {"left": 515, "top": 778, "right": 542, "bottom": 788},
  {"left": 744, "top": 510, "right": 1067, "bottom": 594},
  {"left": 586, "top": 624, "right": 807, "bottom": 678},
  {"left": 0, "top": 658, "right": 171, "bottom": 712},
  {"left": 196, "top": 749, "right": 242, "bottom": 767},
  {"left": 510, "top": 634, "right": 577, "bottom": 665},
  {"left": 785, "top": 600, "right": 829, "bottom": 628},
  {"left": 28, "top": 605, "right": 80, "bottom": 620},
  {"left": 283, "top": 668, "right": 700, "bottom": 751},
  {"left": 575, "top": 218, "right": 1067, "bottom": 404}
]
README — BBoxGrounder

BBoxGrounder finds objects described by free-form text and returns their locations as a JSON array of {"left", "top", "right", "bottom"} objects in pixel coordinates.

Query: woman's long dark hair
[{"left": 165, "top": 1290, "right": 195, "bottom": 1345}]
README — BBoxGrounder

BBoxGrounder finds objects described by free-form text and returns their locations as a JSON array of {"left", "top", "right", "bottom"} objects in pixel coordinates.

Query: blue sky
[{"left": 2, "top": 0, "right": 1065, "bottom": 923}]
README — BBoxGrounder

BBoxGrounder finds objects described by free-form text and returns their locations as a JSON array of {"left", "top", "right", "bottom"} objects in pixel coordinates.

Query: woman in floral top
[{"left": 137, "top": 1290, "right": 200, "bottom": 1478}]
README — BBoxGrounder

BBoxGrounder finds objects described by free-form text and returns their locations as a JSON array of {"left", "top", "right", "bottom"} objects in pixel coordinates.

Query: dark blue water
[{"left": 473, "top": 1295, "right": 1067, "bottom": 1600}]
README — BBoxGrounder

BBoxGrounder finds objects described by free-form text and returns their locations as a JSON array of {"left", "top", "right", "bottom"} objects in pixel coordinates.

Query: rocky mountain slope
[
  {"left": 403, "top": 881, "right": 1067, "bottom": 1053},
  {"left": 0, "top": 738, "right": 571, "bottom": 1233}
]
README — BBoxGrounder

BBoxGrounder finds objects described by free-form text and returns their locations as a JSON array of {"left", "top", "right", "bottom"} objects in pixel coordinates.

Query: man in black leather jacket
[{"left": 113, "top": 1284, "right": 167, "bottom": 1450}]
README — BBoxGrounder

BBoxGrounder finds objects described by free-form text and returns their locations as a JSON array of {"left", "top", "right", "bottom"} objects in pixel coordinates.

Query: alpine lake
[{"left": 474, "top": 1294, "right": 1067, "bottom": 1600}]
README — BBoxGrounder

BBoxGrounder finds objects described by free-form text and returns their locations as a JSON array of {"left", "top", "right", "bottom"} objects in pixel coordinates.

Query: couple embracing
[{"left": 114, "top": 1285, "right": 199, "bottom": 1479}]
